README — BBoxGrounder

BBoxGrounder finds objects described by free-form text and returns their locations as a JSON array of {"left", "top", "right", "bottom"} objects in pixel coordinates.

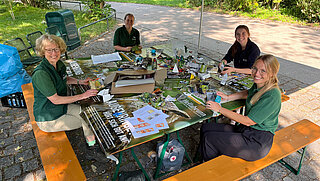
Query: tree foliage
[
  {"left": 189, "top": 0, "right": 319, "bottom": 23},
  {"left": 20, "top": 0, "right": 51, "bottom": 8},
  {"left": 296, "top": 0, "right": 320, "bottom": 23},
  {"left": 80, "top": 0, "right": 112, "bottom": 21}
]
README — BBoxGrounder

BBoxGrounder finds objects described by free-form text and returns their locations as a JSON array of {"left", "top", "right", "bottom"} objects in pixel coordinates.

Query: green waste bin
[{"left": 45, "top": 9, "right": 80, "bottom": 51}]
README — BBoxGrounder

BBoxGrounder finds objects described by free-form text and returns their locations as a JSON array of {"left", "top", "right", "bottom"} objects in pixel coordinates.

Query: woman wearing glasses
[
  {"left": 32, "top": 34, "right": 105, "bottom": 161},
  {"left": 201, "top": 54, "right": 281, "bottom": 161},
  {"left": 219, "top": 25, "right": 260, "bottom": 75}
]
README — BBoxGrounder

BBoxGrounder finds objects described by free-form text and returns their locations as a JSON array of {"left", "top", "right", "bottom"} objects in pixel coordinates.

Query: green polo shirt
[
  {"left": 113, "top": 25, "right": 140, "bottom": 50},
  {"left": 245, "top": 84, "right": 281, "bottom": 134},
  {"left": 32, "top": 58, "right": 68, "bottom": 122}
]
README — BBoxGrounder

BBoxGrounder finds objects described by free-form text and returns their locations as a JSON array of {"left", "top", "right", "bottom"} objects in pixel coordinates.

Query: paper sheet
[
  {"left": 126, "top": 105, "right": 169, "bottom": 138},
  {"left": 91, "top": 52, "right": 122, "bottom": 64}
]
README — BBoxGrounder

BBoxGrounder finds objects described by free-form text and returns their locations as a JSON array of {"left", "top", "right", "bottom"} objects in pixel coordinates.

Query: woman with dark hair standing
[
  {"left": 220, "top": 25, "right": 260, "bottom": 75},
  {"left": 201, "top": 54, "right": 281, "bottom": 161}
]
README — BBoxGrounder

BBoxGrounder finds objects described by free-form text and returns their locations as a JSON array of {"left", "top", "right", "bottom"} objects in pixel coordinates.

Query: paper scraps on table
[
  {"left": 98, "top": 89, "right": 114, "bottom": 102},
  {"left": 126, "top": 105, "right": 169, "bottom": 138}
]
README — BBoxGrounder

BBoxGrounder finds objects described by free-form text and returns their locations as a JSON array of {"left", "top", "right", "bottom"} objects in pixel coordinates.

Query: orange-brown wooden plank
[
  {"left": 165, "top": 119, "right": 320, "bottom": 181},
  {"left": 22, "top": 83, "right": 86, "bottom": 181}
]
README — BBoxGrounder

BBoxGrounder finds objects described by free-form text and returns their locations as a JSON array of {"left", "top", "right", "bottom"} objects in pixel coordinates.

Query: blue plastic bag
[
  {"left": 0, "top": 44, "right": 23, "bottom": 79},
  {"left": 0, "top": 69, "right": 32, "bottom": 98},
  {"left": 0, "top": 44, "right": 31, "bottom": 98}
]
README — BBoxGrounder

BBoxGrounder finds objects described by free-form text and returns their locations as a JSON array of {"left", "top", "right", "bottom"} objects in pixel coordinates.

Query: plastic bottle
[
  {"left": 220, "top": 73, "right": 228, "bottom": 85},
  {"left": 20, "top": 94, "right": 25, "bottom": 107},
  {"left": 152, "top": 58, "right": 157, "bottom": 70},
  {"left": 212, "top": 95, "right": 222, "bottom": 117},
  {"left": 7, "top": 95, "right": 12, "bottom": 107},
  {"left": 11, "top": 95, "right": 17, "bottom": 107},
  {"left": 220, "top": 61, "right": 225, "bottom": 72},
  {"left": 15, "top": 94, "right": 20, "bottom": 107}
]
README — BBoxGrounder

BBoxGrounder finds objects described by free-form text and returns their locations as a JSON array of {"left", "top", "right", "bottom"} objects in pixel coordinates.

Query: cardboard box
[{"left": 104, "top": 69, "right": 167, "bottom": 94}]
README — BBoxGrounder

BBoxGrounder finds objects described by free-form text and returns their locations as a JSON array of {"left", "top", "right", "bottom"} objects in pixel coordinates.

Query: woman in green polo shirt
[
  {"left": 32, "top": 35, "right": 103, "bottom": 157},
  {"left": 113, "top": 13, "right": 142, "bottom": 52},
  {"left": 200, "top": 54, "right": 281, "bottom": 161}
]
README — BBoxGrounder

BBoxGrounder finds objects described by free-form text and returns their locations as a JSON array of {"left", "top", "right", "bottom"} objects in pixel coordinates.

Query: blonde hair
[
  {"left": 35, "top": 34, "right": 67, "bottom": 58},
  {"left": 250, "top": 54, "right": 280, "bottom": 105}
]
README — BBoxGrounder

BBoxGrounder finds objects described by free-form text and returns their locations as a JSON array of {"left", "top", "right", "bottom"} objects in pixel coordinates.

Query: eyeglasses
[
  {"left": 45, "top": 48, "right": 60, "bottom": 54},
  {"left": 251, "top": 66, "right": 267, "bottom": 75}
]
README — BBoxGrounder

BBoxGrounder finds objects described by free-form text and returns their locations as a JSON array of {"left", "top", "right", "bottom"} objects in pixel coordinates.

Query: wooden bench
[
  {"left": 165, "top": 119, "right": 320, "bottom": 181},
  {"left": 22, "top": 83, "right": 86, "bottom": 181}
]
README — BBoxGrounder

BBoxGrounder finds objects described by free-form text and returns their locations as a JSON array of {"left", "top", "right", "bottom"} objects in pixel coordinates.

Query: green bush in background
[
  {"left": 187, "top": 0, "right": 319, "bottom": 23},
  {"left": 80, "top": 0, "right": 113, "bottom": 21},
  {"left": 296, "top": 0, "right": 320, "bottom": 23}
]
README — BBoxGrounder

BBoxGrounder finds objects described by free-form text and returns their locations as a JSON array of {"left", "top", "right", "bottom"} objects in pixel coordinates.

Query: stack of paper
[
  {"left": 91, "top": 52, "right": 122, "bottom": 64},
  {"left": 125, "top": 105, "right": 169, "bottom": 138}
]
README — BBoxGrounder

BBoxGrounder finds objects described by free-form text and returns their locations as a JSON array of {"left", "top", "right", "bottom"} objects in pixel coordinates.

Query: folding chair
[
  {"left": 45, "top": 25, "right": 69, "bottom": 59},
  {"left": 4, "top": 38, "right": 42, "bottom": 66},
  {"left": 26, "top": 31, "right": 43, "bottom": 52},
  {"left": 45, "top": 25, "right": 67, "bottom": 41}
]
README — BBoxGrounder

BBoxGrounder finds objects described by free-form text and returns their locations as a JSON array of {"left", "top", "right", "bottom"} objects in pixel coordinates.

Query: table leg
[
  {"left": 112, "top": 151, "right": 123, "bottom": 181},
  {"left": 130, "top": 147, "right": 151, "bottom": 181},
  {"left": 154, "top": 133, "right": 170, "bottom": 179},
  {"left": 176, "top": 131, "right": 192, "bottom": 166}
]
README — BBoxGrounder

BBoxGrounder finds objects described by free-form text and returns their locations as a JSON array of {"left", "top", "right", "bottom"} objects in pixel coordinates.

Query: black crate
[{"left": 1, "top": 92, "right": 27, "bottom": 108}]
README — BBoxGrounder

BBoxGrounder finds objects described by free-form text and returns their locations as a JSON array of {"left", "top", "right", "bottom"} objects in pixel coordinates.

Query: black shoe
[{"left": 85, "top": 144, "right": 109, "bottom": 163}]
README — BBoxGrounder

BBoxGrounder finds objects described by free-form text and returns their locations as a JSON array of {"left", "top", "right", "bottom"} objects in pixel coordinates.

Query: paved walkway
[{"left": 1, "top": 2, "right": 319, "bottom": 181}]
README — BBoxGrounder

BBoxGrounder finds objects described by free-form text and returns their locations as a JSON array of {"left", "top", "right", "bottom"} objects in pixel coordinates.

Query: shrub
[
  {"left": 81, "top": 0, "right": 112, "bottom": 21},
  {"left": 296, "top": 0, "right": 320, "bottom": 23},
  {"left": 189, "top": 0, "right": 259, "bottom": 12}
]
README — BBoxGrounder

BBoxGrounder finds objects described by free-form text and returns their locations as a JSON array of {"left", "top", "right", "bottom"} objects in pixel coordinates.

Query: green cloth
[
  {"left": 113, "top": 25, "right": 140, "bottom": 50},
  {"left": 32, "top": 58, "right": 68, "bottom": 122},
  {"left": 245, "top": 84, "right": 281, "bottom": 134}
]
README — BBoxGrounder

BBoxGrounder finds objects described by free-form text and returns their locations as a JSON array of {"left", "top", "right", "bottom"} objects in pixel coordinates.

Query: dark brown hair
[
  {"left": 231, "top": 25, "right": 250, "bottom": 58},
  {"left": 124, "top": 13, "right": 134, "bottom": 20}
]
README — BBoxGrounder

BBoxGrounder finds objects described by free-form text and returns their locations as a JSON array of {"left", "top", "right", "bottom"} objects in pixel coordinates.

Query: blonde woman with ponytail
[{"left": 199, "top": 54, "right": 281, "bottom": 162}]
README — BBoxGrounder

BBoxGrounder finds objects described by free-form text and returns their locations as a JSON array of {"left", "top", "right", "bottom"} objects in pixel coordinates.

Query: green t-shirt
[
  {"left": 113, "top": 25, "right": 140, "bottom": 50},
  {"left": 32, "top": 58, "right": 68, "bottom": 122},
  {"left": 245, "top": 84, "right": 281, "bottom": 134}
]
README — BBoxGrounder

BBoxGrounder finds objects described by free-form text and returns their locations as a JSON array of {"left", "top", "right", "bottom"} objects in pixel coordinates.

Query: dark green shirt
[
  {"left": 113, "top": 25, "right": 140, "bottom": 50},
  {"left": 32, "top": 58, "right": 68, "bottom": 122},
  {"left": 245, "top": 84, "right": 281, "bottom": 134}
]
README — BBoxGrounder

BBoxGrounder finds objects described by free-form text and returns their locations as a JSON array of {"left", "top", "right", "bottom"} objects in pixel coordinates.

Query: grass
[{"left": 0, "top": 2, "right": 116, "bottom": 45}]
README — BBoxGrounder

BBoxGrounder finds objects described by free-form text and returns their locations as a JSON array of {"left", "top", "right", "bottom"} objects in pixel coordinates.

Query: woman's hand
[
  {"left": 219, "top": 60, "right": 227, "bottom": 70},
  {"left": 81, "top": 89, "right": 98, "bottom": 99},
  {"left": 79, "top": 77, "right": 93, "bottom": 85},
  {"left": 206, "top": 101, "right": 221, "bottom": 112},
  {"left": 216, "top": 91, "right": 229, "bottom": 101},
  {"left": 221, "top": 67, "right": 235, "bottom": 75},
  {"left": 126, "top": 46, "right": 133, "bottom": 52}
]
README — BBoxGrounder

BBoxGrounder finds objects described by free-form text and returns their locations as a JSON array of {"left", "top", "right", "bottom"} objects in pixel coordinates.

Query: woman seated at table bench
[
  {"left": 219, "top": 25, "right": 260, "bottom": 75},
  {"left": 202, "top": 54, "right": 281, "bottom": 161},
  {"left": 32, "top": 34, "right": 105, "bottom": 161},
  {"left": 113, "top": 13, "right": 142, "bottom": 52}
]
